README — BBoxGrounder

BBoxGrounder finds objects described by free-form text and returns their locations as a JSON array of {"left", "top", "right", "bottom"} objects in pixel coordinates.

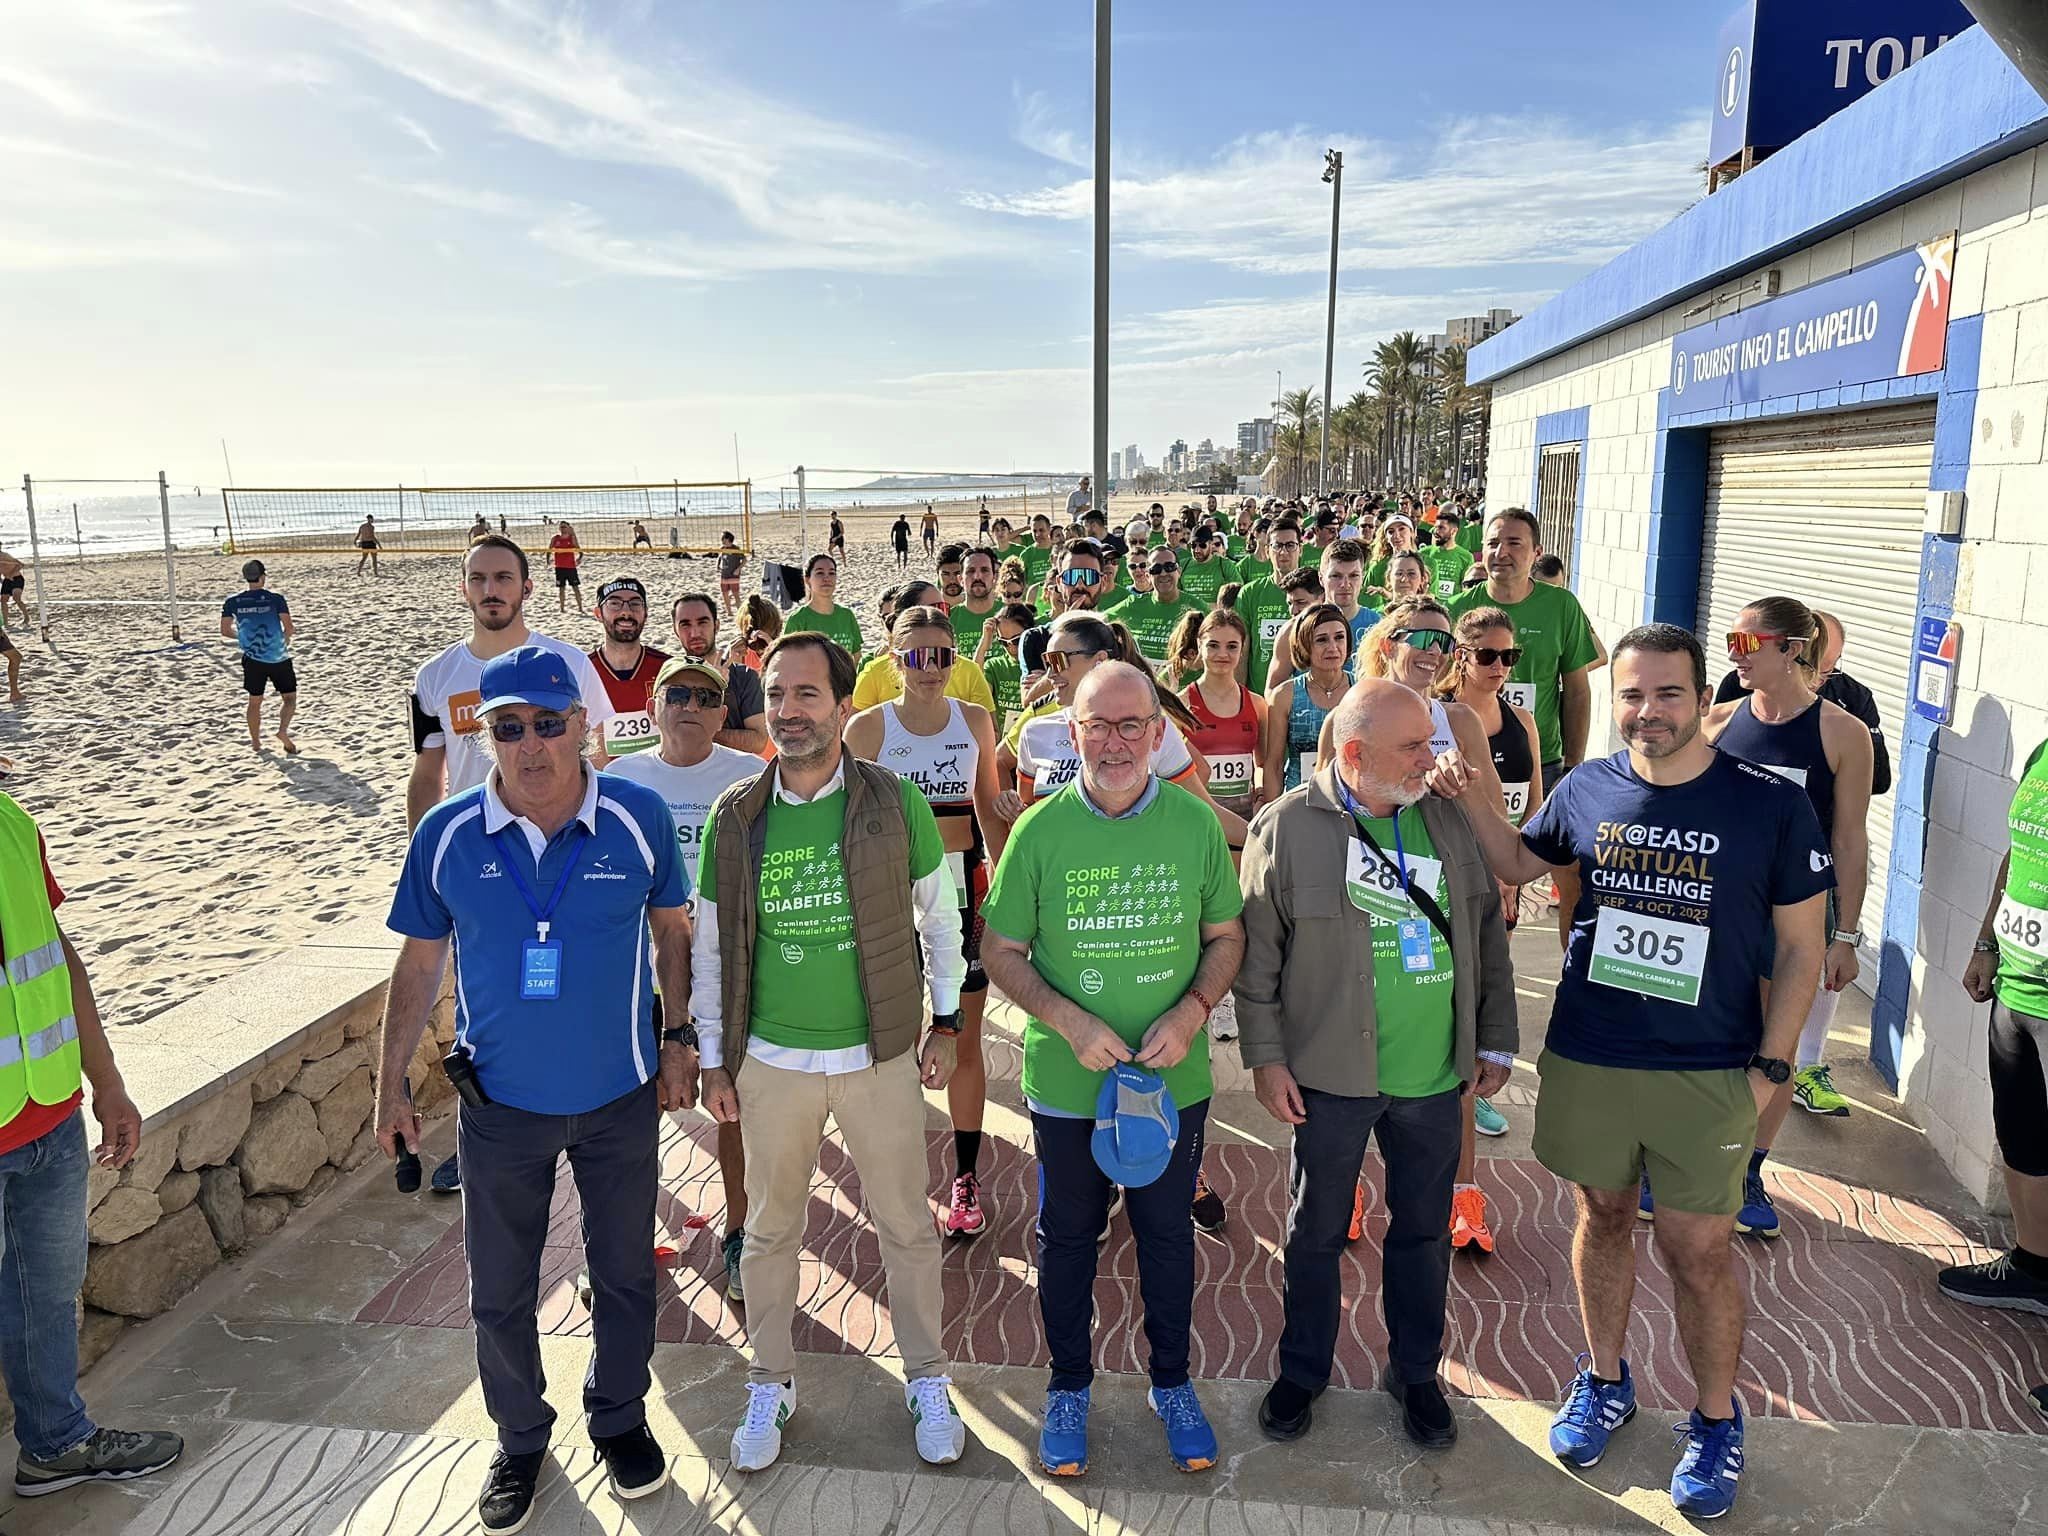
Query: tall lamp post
[
  {"left": 1318, "top": 148, "right": 1342, "bottom": 495},
  {"left": 1091, "top": 0, "right": 1111, "bottom": 520}
]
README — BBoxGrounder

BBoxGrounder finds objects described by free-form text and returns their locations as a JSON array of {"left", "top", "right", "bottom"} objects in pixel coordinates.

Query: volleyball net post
[
  {"left": 20, "top": 476, "right": 49, "bottom": 639},
  {"left": 17, "top": 472, "right": 195, "bottom": 640},
  {"left": 157, "top": 472, "right": 181, "bottom": 640}
]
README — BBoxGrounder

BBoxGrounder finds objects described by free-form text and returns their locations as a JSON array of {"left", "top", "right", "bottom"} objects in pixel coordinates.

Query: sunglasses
[
  {"left": 1058, "top": 568, "right": 1103, "bottom": 588},
  {"left": 1462, "top": 645, "right": 1523, "bottom": 667},
  {"left": 895, "top": 645, "right": 955, "bottom": 670},
  {"left": 1727, "top": 631, "right": 1800, "bottom": 656},
  {"left": 1147, "top": 564, "right": 1179, "bottom": 576},
  {"left": 489, "top": 713, "right": 574, "bottom": 743},
  {"left": 1044, "top": 648, "right": 1103, "bottom": 675},
  {"left": 662, "top": 685, "right": 724, "bottom": 709},
  {"left": 1392, "top": 628, "right": 1456, "bottom": 654}
]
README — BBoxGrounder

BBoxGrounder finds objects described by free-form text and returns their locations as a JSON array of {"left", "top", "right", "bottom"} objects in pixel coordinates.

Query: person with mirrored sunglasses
[
  {"left": 1102, "top": 548, "right": 1203, "bottom": 671},
  {"left": 1019, "top": 541, "right": 1109, "bottom": 683},
  {"left": 851, "top": 580, "right": 998, "bottom": 719},
  {"left": 847, "top": 606, "right": 1006, "bottom": 1241}
]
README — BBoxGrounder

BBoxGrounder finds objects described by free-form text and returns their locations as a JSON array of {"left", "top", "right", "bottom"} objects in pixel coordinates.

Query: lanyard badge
[{"left": 495, "top": 826, "right": 589, "bottom": 1003}]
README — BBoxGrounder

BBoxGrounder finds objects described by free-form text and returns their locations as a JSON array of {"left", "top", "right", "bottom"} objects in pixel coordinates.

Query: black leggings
[{"left": 1990, "top": 1001, "right": 2048, "bottom": 1177}]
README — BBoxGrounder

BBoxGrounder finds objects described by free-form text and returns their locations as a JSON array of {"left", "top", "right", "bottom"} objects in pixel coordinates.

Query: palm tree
[
  {"left": 1277, "top": 388, "right": 1322, "bottom": 498},
  {"left": 1434, "top": 343, "right": 1471, "bottom": 487},
  {"left": 1332, "top": 392, "right": 1374, "bottom": 491},
  {"left": 1365, "top": 345, "right": 1403, "bottom": 487},
  {"left": 1382, "top": 332, "right": 1431, "bottom": 484}
]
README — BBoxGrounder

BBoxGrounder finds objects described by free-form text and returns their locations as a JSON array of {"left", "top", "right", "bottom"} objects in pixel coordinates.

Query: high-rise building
[
  {"left": 1110, "top": 451, "right": 1122, "bottom": 485},
  {"left": 1167, "top": 438, "right": 1189, "bottom": 477},
  {"left": 1124, "top": 442, "right": 1142, "bottom": 474},
  {"left": 1443, "top": 309, "right": 1521, "bottom": 347},
  {"left": 1194, "top": 438, "right": 1218, "bottom": 471},
  {"left": 1236, "top": 418, "right": 1275, "bottom": 461}
]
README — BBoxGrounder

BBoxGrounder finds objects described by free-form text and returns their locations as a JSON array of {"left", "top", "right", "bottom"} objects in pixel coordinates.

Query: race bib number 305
[{"left": 1588, "top": 905, "right": 1709, "bottom": 1006}]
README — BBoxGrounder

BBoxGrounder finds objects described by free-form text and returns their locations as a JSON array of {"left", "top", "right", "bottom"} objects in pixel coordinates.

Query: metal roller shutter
[{"left": 1700, "top": 403, "right": 1933, "bottom": 997}]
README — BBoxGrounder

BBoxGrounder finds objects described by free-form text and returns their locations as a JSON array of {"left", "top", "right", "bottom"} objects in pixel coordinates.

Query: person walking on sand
[
  {"left": 549, "top": 521, "right": 585, "bottom": 614},
  {"left": 355, "top": 516, "right": 381, "bottom": 578},
  {"left": 0, "top": 610, "right": 22, "bottom": 704},
  {"left": 0, "top": 548, "right": 27, "bottom": 628},
  {"left": 220, "top": 559, "right": 299, "bottom": 755}
]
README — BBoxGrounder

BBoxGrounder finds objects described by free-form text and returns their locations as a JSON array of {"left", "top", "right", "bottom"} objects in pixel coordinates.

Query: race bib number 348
[
  {"left": 1995, "top": 894, "right": 2048, "bottom": 964},
  {"left": 1588, "top": 905, "right": 1709, "bottom": 1006}
]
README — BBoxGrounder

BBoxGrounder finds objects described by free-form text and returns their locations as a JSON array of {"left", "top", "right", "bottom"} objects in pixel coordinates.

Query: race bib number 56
[{"left": 1588, "top": 905, "right": 1709, "bottom": 1006}]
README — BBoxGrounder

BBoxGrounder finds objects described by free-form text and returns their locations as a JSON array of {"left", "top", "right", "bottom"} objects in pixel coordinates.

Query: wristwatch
[
  {"left": 660, "top": 1025, "right": 699, "bottom": 1051},
  {"left": 1746, "top": 1054, "right": 1792, "bottom": 1084},
  {"left": 1974, "top": 937, "right": 2000, "bottom": 954},
  {"left": 927, "top": 1011, "right": 963, "bottom": 1037},
  {"left": 1830, "top": 928, "right": 1863, "bottom": 947}
]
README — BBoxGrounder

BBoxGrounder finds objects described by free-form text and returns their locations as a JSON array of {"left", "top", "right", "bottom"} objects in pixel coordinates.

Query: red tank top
[{"left": 1180, "top": 682, "right": 1259, "bottom": 802}]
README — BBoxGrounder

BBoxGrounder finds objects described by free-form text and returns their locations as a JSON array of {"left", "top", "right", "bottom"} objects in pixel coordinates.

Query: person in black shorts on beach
[
  {"left": 221, "top": 558, "right": 299, "bottom": 754},
  {"left": 0, "top": 547, "right": 27, "bottom": 628},
  {"left": 355, "top": 517, "right": 380, "bottom": 578},
  {"left": 891, "top": 514, "right": 911, "bottom": 569}
]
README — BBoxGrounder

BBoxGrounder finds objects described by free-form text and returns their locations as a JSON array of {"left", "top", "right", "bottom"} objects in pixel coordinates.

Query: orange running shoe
[
  {"left": 1347, "top": 1180, "right": 1367, "bottom": 1243},
  {"left": 1449, "top": 1186, "right": 1495, "bottom": 1255}
]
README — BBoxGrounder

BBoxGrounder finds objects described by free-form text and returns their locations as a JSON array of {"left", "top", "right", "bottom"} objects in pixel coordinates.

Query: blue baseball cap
[
  {"left": 1091, "top": 1061, "right": 1179, "bottom": 1188},
  {"left": 476, "top": 645, "right": 581, "bottom": 715}
]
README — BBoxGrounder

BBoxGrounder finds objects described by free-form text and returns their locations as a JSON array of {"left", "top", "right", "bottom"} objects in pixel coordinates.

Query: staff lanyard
[
  {"left": 493, "top": 826, "right": 589, "bottom": 944},
  {"left": 1336, "top": 775, "right": 1408, "bottom": 882}
]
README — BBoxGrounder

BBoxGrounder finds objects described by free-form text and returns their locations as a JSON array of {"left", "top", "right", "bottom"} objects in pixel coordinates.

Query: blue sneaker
[
  {"left": 1147, "top": 1383, "right": 1218, "bottom": 1472},
  {"left": 1637, "top": 1176, "right": 1654, "bottom": 1222},
  {"left": 1038, "top": 1388, "right": 1090, "bottom": 1476},
  {"left": 1735, "top": 1170, "right": 1778, "bottom": 1239},
  {"left": 1473, "top": 1096, "right": 1509, "bottom": 1137},
  {"left": 1669, "top": 1404, "right": 1744, "bottom": 1519},
  {"left": 430, "top": 1153, "right": 461, "bottom": 1194},
  {"left": 1548, "top": 1355, "right": 1637, "bottom": 1468}
]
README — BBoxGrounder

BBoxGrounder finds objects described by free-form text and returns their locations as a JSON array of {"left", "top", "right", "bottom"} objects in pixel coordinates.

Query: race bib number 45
[
  {"left": 1502, "top": 681, "right": 1536, "bottom": 715},
  {"left": 1588, "top": 905, "right": 1709, "bottom": 1006}
]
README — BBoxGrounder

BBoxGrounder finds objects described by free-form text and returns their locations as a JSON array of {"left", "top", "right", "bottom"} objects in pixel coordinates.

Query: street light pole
[
  {"left": 1092, "top": 0, "right": 1111, "bottom": 522},
  {"left": 1318, "top": 149, "right": 1342, "bottom": 495}
]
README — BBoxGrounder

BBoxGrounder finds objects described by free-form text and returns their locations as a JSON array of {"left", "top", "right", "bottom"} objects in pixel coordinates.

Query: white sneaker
[
  {"left": 1207, "top": 992, "right": 1239, "bottom": 1042},
  {"left": 731, "top": 1380, "right": 795, "bottom": 1472},
  {"left": 905, "top": 1375, "right": 967, "bottom": 1465}
]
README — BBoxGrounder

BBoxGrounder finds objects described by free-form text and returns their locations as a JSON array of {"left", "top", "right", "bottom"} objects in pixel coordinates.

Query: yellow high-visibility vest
[{"left": 0, "top": 794, "right": 81, "bottom": 1122}]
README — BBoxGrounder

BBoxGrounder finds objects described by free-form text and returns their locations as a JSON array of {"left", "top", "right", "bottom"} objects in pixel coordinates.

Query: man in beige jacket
[{"left": 1235, "top": 679, "right": 1517, "bottom": 1450}]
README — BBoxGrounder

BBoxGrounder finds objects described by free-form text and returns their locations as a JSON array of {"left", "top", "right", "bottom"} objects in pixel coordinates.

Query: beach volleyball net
[
  {"left": 222, "top": 481, "right": 753, "bottom": 557},
  {"left": 9, "top": 473, "right": 209, "bottom": 639},
  {"left": 755, "top": 471, "right": 1054, "bottom": 558}
]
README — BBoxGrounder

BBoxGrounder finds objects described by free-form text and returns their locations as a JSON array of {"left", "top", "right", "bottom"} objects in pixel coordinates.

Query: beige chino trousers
[{"left": 737, "top": 1049, "right": 949, "bottom": 1384}]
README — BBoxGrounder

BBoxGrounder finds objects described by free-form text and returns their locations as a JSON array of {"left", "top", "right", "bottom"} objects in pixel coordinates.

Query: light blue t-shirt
[{"left": 222, "top": 588, "right": 290, "bottom": 664}]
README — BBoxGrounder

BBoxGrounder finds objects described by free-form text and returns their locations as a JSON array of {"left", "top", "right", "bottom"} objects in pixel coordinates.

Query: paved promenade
[{"left": 11, "top": 935, "right": 2047, "bottom": 1535}]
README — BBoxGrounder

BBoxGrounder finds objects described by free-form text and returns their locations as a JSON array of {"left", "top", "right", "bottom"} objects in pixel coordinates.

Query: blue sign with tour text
[
  {"left": 1709, "top": 0, "right": 1976, "bottom": 168},
  {"left": 1667, "top": 236, "right": 1954, "bottom": 414}
]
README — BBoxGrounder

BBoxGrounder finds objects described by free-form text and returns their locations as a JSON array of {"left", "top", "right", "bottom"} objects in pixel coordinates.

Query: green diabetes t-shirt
[
  {"left": 948, "top": 602, "right": 1002, "bottom": 652},
  {"left": 1225, "top": 534, "right": 1248, "bottom": 560},
  {"left": 1424, "top": 545, "right": 1473, "bottom": 599},
  {"left": 1102, "top": 591, "right": 1204, "bottom": 667},
  {"left": 1232, "top": 577, "right": 1294, "bottom": 690},
  {"left": 983, "top": 782, "right": 1243, "bottom": 1115},
  {"left": 1178, "top": 555, "right": 1239, "bottom": 607},
  {"left": 702, "top": 777, "right": 945, "bottom": 1051},
  {"left": 982, "top": 647, "right": 1023, "bottom": 737},
  {"left": 784, "top": 603, "right": 866, "bottom": 664},
  {"left": 1448, "top": 581, "right": 1597, "bottom": 766},
  {"left": 1236, "top": 554, "right": 1274, "bottom": 585},
  {"left": 1020, "top": 544, "right": 1055, "bottom": 592},
  {"left": 1994, "top": 739, "right": 2048, "bottom": 1016},
  {"left": 1458, "top": 518, "right": 1484, "bottom": 556},
  {"left": 1346, "top": 804, "right": 1460, "bottom": 1097}
]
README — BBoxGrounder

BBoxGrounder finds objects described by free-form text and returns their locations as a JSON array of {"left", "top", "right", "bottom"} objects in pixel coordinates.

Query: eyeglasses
[
  {"left": 1392, "top": 628, "right": 1456, "bottom": 654},
  {"left": 1727, "top": 630, "right": 1801, "bottom": 656},
  {"left": 1462, "top": 645, "right": 1523, "bottom": 667},
  {"left": 1147, "top": 564, "right": 1179, "bottom": 576},
  {"left": 1058, "top": 568, "right": 1102, "bottom": 588},
  {"left": 1075, "top": 713, "right": 1159, "bottom": 743},
  {"left": 489, "top": 713, "right": 575, "bottom": 743},
  {"left": 1044, "top": 648, "right": 1102, "bottom": 675},
  {"left": 662, "top": 685, "right": 725, "bottom": 709},
  {"left": 895, "top": 645, "right": 955, "bottom": 670}
]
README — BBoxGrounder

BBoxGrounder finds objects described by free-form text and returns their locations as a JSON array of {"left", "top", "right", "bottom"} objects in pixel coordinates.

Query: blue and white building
[{"left": 1470, "top": 24, "right": 2048, "bottom": 1201}]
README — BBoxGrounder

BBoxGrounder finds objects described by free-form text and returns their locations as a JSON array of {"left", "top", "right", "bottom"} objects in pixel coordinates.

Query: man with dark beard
[{"left": 586, "top": 578, "right": 668, "bottom": 760}]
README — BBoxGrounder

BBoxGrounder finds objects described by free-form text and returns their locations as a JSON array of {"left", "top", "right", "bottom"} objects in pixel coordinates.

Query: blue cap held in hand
[
  {"left": 477, "top": 645, "right": 581, "bottom": 716},
  {"left": 1091, "top": 1061, "right": 1179, "bottom": 1188}
]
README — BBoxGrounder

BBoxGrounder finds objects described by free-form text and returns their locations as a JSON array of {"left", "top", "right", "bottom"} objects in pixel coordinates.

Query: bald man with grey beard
[{"left": 1236, "top": 678, "right": 1517, "bottom": 1450}]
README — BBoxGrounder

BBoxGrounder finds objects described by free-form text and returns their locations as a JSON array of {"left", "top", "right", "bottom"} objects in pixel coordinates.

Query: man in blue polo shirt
[{"left": 374, "top": 645, "right": 697, "bottom": 1535}]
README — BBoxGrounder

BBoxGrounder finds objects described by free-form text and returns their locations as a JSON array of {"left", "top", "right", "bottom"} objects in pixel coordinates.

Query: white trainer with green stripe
[
  {"left": 731, "top": 1380, "right": 795, "bottom": 1472},
  {"left": 906, "top": 1375, "right": 968, "bottom": 1464}
]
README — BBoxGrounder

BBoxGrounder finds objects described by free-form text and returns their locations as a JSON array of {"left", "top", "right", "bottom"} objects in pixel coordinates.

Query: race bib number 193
[{"left": 1588, "top": 905, "right": 1709, "bottom": 1006}]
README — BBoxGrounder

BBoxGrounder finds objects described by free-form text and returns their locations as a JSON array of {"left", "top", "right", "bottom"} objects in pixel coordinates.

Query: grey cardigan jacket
[{"left": 1234, "top": 764, "right": 1518, "bottom": 1097}]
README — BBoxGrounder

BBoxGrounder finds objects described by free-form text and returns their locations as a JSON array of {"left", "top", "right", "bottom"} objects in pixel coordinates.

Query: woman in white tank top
[{"left": 843, "top": 605, "right": 1006, "bottom": 1241}]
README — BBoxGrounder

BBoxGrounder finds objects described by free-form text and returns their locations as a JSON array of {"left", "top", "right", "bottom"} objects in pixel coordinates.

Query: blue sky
[{"left": 4, "top": 0, "right": 1723, "bottom": 493}]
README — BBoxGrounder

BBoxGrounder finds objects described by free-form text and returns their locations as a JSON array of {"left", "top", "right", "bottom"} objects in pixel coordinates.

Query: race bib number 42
[{"left": 1588, "top": 905, "right": 1709, "bottom": 1006}]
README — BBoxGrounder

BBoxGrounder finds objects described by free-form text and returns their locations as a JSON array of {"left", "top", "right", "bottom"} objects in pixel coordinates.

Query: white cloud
[
  {"left": 1013, "top": 86, "right": 1089, "bottom": 169},
  {"left": 967, "top": 115, "right": 1706, "bottom": 276},
  {"left": 391, "top": 112, "right": 443, "bottom": 157}
]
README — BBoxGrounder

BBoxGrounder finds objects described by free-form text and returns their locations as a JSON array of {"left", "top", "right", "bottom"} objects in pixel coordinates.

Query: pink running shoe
[{"left": 942, "top": 1173, "right": 989, "bottom": 1238}]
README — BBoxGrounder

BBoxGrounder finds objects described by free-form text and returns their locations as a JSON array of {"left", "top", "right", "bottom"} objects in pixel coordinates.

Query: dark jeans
[
  {"left": 1278, "top": 1086, "right": 1461, "bottom": 1392},
  {"left": 1032, "top": 1098, "right": 1209, "bottom": 1393},
  {"left": 459, "top": 1079, "right": 660, "bottom": 1452},
  {"left": 0, "top": 1111, "right": 93, "bottom": 1459}
]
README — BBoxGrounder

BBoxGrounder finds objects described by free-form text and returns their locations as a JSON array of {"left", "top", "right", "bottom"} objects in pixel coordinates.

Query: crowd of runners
[{"left": 7, "top": 484, "right": 2046, "bottom": 1529}]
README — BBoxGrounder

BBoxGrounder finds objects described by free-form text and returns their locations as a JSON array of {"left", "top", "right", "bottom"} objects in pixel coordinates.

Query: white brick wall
[{"left": 1481, "top": 142, "right": 2048, "bottom": 1205}]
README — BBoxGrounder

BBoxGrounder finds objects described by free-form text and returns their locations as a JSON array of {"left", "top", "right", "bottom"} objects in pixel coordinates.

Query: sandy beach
[{"left": 0, "top": 494, "right": 1102, "bottom": 1027}]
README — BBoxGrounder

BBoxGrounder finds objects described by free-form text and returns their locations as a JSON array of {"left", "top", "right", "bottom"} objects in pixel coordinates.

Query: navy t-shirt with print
[{"left": 1520, "top": 749, "right": 1834, "bottom": 1070}]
